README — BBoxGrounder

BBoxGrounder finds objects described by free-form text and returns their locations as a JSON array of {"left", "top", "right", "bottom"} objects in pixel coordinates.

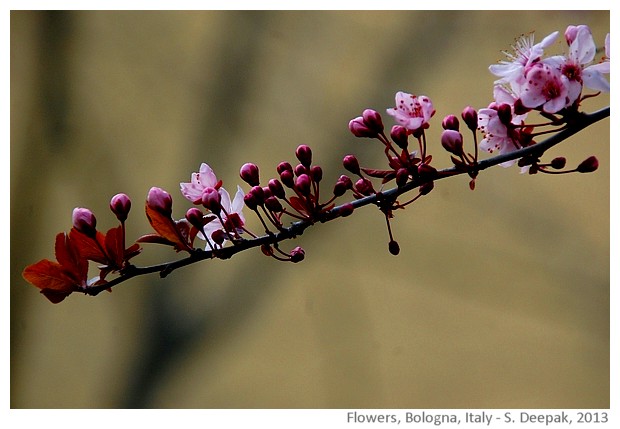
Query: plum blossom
[
  {"left": 477, "top": 87, "right": 528, "bottom": 167},
  {"left": 386, "top": 92, "right": 435, "bottom": 132},
  {"left": 582, "top": 32, "right": 610, "bottom": 91},
  {"left": 201, "top": 185, "right": 246, "bottom": 246},
  {"left": 489, "top": 31, "right": 559, "bottom": 86},
  {"left": 544, "top": 25, "right": 610, "bottom": 103},
  {"left": 518, "top": 62, "right": 570, "bottom": 113},
  {"left": 180, "top": 163, "right": 222, "bottom": 204}
]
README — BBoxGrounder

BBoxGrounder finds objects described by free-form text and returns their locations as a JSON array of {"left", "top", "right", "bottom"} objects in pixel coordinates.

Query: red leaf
[
  {"left": 136, "top": 233, "right": 177, "bottom": 246},
  {"left": 289, "top": 197, "right": 309, "bottom": 216},
  {"left": 104, "top": 226, "right": 125, "bottom": 269},
  {"left": 145, "top": 203, "right": 192, "bottom": 252},
  {"left": 54, "top": 232, "right": 88, "bottom": 282},
  {"left": 360, "top": 168, "right": 393, "bottom": 178},
  {"left": 124, "top": 243, "right": 142, "bottom": 261},
  {"left": 22, "top": 259, "right": 77, "bottom": 294},
  {"left": 40, "top": 288, "right": 72, "bottom": 304},
  {"left": 69, "top": 229, "right": 108, "bottom": 264}
]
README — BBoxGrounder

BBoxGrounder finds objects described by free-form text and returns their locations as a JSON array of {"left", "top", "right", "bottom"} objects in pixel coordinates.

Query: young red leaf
[
  {"left": 144, "top": 203, "right": 192, "bottom": 252},
  {"left": 104, "top": 226, "right": 125, "bottom": 269},
  {"left": 22, "top": 259, "right": 80, "bottom": 303},
  {"left": 54, "top": 232, "right": 88, "bottom": 283},
  {"left": 69, "top": 228, "right": 108, "bottom": 264}
]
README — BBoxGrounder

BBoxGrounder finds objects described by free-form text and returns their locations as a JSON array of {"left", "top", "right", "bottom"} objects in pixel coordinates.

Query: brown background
[{"left": 10, "top": 10, "right": 610, "bottom": 408}]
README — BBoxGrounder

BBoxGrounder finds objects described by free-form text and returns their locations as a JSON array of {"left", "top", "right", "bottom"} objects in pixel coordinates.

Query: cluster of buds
[{"left": 22, "top": 193, "right": 140, "bottom": 303}]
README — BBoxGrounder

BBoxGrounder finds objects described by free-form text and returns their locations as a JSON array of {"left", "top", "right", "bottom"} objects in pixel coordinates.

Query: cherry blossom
[
  {"left": 517, "top": 62, "right": 570, "bottom": 113},
  {"left": 489, "top": 31, "right": 559, "bottom": 86},
  {"left": 582, "top": 32, "right": 610, "bottom": 91},
  {"left": 180, "top": 163, "right": 222, "bottom": 204},
  {"left": 386, "top": 92, "right": 435, "bottom": 132}
]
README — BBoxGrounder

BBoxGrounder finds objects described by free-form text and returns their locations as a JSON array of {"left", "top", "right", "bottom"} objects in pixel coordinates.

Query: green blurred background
[{"left": 10, "top": 10, "right": 610, "bottom": 408}]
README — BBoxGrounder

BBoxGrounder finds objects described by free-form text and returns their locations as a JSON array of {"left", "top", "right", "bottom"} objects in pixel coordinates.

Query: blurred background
[{"left": 10, "top": 10, "right": 609, "bottom": 408}]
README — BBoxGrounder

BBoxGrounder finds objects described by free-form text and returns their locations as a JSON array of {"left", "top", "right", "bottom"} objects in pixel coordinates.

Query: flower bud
[
  {"left": 265, "top": 196, "right": 284, "bottom": 213},
  {"left": 550, "top": 157, "right": 566, "bottom": 170},
  {"left": 355, "top": 178, "right": 375, "bottom": 196},
  {"left": 201, "top": 187, "right": 221, "bottom": 214},
  {"left": 310, "top": 165, "right": 323, "bottom": 183},
  {"left": 147, "top": 187, "right": 173, "bottom": 216},
  {"left": 333, "top": 175, "right": 353, "bottom": 197},
  {"left": 239, "top": 163, "right": 260, "bottom": 186},
  {"left": 243, "top": 192, "right": 258, "bottom": 210},
  {"left": 497, "top": 104, "right": 512, "bottom": 126},
  {"left": 294, "top": 163, "right": 308, "bottom": 177},
  {"left": 441, "top": 129, "right": 464, "bottom": 156},
  {"left": 110, "top": 193, "right": 131, "bottom": 222},
  {"left": 185, "top": 207, "right": 204, "bottom": 229},
  {"left": 290, "top": 246, "right": 305, "bottom": 263},
  {"left": 390, "top": 125, "right": 408, "bottom": 150},
  {"left": 268, "top": 179, "right": 286, "bottom": 199},
  {"left": 211, "top": 229, "right": 227, "bottom": 246},
  {"left": 362, "top": 109, "right": 384, "bottom": 134},
  {"left": 388, "top": 240, "right": 400, "bottom": 256},
  {"left": 343, "top": 154, "right": 361, "bottom": 175},
  {"left": 250, "top": 185, "right": 265, "bottom": 205},
  {"left": 295, "top": 145, "right": 312, "bottom": 168},
  {"left": 72, "top": 207, "right": 97, "bottom": 237},
  {"left": 277, "top": 161, "right": 293, "bottom": 175},
  {"left": 461, "top": 106, "right": 478, "bottom": 131},
  {"left": 295, "top": 174, "right": 312, "bottom": 195},
  {"left": 577, "top": 156, "right": 599, "bottom": 173},
  {"left": 442, "top": 114, "right": 460, "bottom": 131},
  {"left": 349, "top": 116, "right": 376, "bottom": 138},
  {"left": 280, "top": 169, "right": 295, "bottom": 188}
]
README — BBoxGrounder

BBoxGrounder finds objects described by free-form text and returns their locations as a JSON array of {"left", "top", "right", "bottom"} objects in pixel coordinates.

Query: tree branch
[{"left": 82, "top": 106, "right": 609, "bottom": 297}]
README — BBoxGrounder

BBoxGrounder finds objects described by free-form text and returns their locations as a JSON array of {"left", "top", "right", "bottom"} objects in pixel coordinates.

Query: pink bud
[
  {"left": 333, "top": 175, "right": 352, "bottom": 197},
  {"left": 72, "top": 207, "right": 97, "bottom": 237},
  {"left": 239, "top": 163, "right": 260, "bottom": 186},
  {"left": 362, "top": 109, "right": 384, "bottom": 134},
  {"left": 295, "top": 174, "right": 312, "bottom": 195},
  {"left": 250, "top": 185, "right": 265, "bottom": 205},
  {"left": 295, "top": 145, "right": 313, "bottom": 168},
  {"left": 461, "top": 106, "right": 478, "bottom": 131},
  {"left": 550, "top": 157, "right": 567, "bottom": 170},
  {"left": 349, "top": 116, "right": 376, "bottom": 138},
  {"left": 355, "top": 178, "right": 374, "bottom": 196},
  {"left": 390, "top": 125, "right": 408, "bottom": 150},
  {"left": 441, "top": 130, "right": 464, "bottom": 156},
  {"left": 277, "top": 161, "right": 293, "bottom": 175},
  {"left": 497, "top": 104, "right": 512, "bottom": 126},
  {"left": 290, "top": 246, "right": 305, "bottom": 263},
  {"left": 185, "top": 207, "right": 204, "bottom": 229},
  {"left": 577, "top": 156, "right": 599, "bottom": 173},
  {"left": 265, "top": 196, "right": 284, "bottom": 213},
  {"left": 310, "top": 165, "right": 323, "bottom": 183},
  {"left": 201, "top": 187, "right": 221, "bottom": 213},
  {"left": 343, "top": 154, "right": 361, "bottom": 175},
  {"left": 268, "top": 179, "right": 286, "bottom": 199},
  {"left": 110, "top": 193, "right": 131, "bottom": 222},
  {"left": 294, "top": 163, "right": 308, "bottom": 177},
  {"left": 442, "top": 114, "right": 460, "bottom": 131},
  {"left": 243, "top": 192, "right": 258, "bottom": 210},
  {"left": 147, "top": 187, "right": 173, "bottom": 216},
  {"left": 280, "top": 169, "right": 295, "bottom": 188},
  {"left": 388, "top": 240, "right": 400, "bottom": 256},
  {"left": 211, "top": 229, "right": 227, "bottom": 245}
]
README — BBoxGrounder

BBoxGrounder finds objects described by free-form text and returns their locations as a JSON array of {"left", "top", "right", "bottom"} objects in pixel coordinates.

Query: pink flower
[
  {"left": 386, "top": 92, "right": 435, "bottom": 132},
  {"left": 201, "top": 185, "right": 246, "bottom": 246},
  {"left": 180, "top": 163, "right": 222, "bottom": 205},
  {"left": 582, "top": 32, "right": 610, "bottom": 92},
  {"left": 544, "top": 25, "right": 608, "bottom": 103},
  {"left": 518, "top": 62, "right": 570, "bottom": 113},
  {"left": 489, "top": 31, "right": 559, "bottom": 86}
]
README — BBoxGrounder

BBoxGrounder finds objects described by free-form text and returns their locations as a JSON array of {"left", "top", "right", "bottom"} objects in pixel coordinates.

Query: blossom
[
  {"left": 201, "top": 185, "right": 246, "bottom": 246},
  {"left": 180, "top": 163, "right": 222, "bottom": 204},
  {"left": 582, "top": 32, "right": 610, "bottom": 92},
  {"left": 517, "top": 62, "right": 570, "bottom": 113},
  {"left": 489, "top": 31, "right": 559, "bottom": 86},
  {"left": 386, "top": 92, "right": 435, "bottom": 132}
]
